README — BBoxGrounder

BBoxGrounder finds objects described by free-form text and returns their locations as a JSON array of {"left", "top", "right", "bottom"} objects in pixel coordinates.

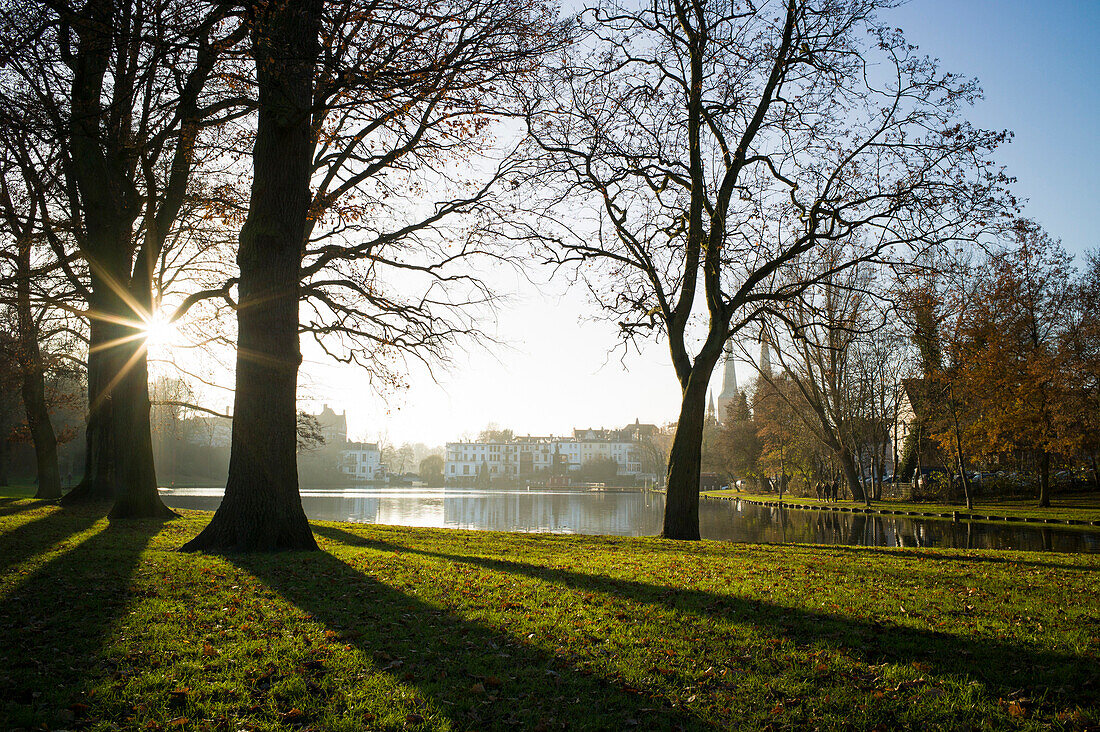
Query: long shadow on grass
[
  {"left": 0, "top": 504, "right": 106, "bottom": 575},
  {"left": 313, "top": 526, "right": 1099, "bottom": 710},
  {"left": 0, "top": 499, "right": 57, "bottom": 519},
  {"left": 790, "top": 542, "right": 1100, "bottom": 574},
  {"left": 0, "top": 517, "right": 166, "bottom": 729},
  {"left": 230, "top": 549, "right": 708, "bottom": 730}
]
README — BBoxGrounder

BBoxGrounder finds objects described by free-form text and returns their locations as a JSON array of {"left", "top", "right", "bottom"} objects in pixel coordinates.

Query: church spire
[{"left": 716, "top": 340, "right": 740, "bottom": 422}]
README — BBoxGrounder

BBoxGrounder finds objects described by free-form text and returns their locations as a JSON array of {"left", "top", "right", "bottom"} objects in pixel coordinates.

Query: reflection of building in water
[
  {"left": 376, "top": 495, "right": 445, "bottom": 527},
  {"left": 442, "top": 489, "right": 648, "bottom": 534},
  {"left": 444, "top": 421, "right": 658, "bottom": 485}
]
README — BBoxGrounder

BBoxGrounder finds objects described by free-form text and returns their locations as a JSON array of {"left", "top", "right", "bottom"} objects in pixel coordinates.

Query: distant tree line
[{"left": 700, "top": 226, "right": 1099, "bottom": 509}]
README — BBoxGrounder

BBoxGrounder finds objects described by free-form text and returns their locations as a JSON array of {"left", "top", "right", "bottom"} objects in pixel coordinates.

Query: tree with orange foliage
[
  {"left": 1061, "top": 249, "right": 1100, "bottom": 487},
  {"left": 951, "top": 222, "right": 1080, "bottom": 507}
]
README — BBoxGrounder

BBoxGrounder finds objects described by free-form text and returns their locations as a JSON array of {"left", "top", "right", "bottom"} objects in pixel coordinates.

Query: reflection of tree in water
[
  {"left": 161, "top": 489, "right": 1100, "bottom": 553},
  {"left": 710, "top": 502, "right": 1099, "bottom": 553}
]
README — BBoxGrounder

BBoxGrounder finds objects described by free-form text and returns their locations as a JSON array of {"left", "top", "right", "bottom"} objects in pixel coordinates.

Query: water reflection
[{"left": 160, "top": 486, "right": 1100, "bottom": 554}]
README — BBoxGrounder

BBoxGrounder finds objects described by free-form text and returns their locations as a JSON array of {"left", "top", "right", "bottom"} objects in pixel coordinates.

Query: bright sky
[{"left": 175, "top": 1, "right": 1100, "bottom": 449}]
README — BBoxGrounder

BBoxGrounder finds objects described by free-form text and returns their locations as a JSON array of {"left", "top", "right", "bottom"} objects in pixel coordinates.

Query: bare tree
[
  {"left": 182, "top": 0, "right": 557, "bottom": 551},
  {"left": 0, "top": 0, "right": 248, "bottom": 517},
  {"left": 753, "top": 252, "right": 879, "bottom": 504},
  {"left": 0, "top": 121, "right": 70, "bottom": 498},
  {"left": 522, "top": 0, "right": 1010, "bottom": 538}
]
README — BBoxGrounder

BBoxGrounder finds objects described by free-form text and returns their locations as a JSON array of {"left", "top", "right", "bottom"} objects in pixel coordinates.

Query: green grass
[
  {"left": 1, "top": 500, "right": 1098, "bottom": 731},
  {"left": 704, "top": 490, "right": 1100, "bottom": 524}
]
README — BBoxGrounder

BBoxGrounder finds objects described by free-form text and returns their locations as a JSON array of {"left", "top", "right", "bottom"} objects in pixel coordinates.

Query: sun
[{"left": 141, "top": 311, "right": 178, "bottom": 349}]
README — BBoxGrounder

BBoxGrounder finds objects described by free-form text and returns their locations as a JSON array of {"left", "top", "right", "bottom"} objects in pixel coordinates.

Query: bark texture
[
  {"left": 662, "top": 345, "right": 723, "bottom": 540},
  {"left": 182, "top": 0, "right": 321, "bottom": 552}
]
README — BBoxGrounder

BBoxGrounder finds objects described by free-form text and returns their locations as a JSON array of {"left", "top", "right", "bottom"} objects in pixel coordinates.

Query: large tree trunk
[
  {"left": 15, "top": 238, "right": 62, "bottom": 500},
  {"left": 837, "top": 448, "right": 866, "bottom": 502},
  {"left": 61, "top": 280, "right": 171, "bottom": 518},
  {"left": 182, "top": 0, "right": 321, "bottom": 553},
  {"left": 108, "top": 329, "right": 173, "bottom": 519},
  {"left": 663, "top": 366, "right": 713, "bottom": 540}
]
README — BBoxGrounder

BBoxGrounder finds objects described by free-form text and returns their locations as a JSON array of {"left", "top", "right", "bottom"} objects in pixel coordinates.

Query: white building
[
  {"left": 341, "top": 441, "right": 384, "bottom": 481},
  {"left": 444, "top": 425, "right": 646, "bottom": 484}
]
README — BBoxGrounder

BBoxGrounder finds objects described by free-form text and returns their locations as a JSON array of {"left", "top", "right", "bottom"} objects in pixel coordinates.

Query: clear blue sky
[{"left": 892, "top": 0, "right": 1099, "bottom": 257}]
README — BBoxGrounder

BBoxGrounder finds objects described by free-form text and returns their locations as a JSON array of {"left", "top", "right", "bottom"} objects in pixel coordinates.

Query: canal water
[{"left": 160, "top": 485, "right": 1100, "bottom": 554}]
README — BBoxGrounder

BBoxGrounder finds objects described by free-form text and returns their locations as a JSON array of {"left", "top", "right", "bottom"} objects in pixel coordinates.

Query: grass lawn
[
  {"left": 1, "top": 498, "right": 1098, "bottom": 731},
  {"left": 703, "top": 490, "right": 1100, "bottom": 524}
]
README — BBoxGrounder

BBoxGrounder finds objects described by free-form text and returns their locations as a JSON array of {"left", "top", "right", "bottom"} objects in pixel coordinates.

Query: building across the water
[
  {"left": 315, "top": 404, "right": 348, "bottom": 446},
  {"left": 341, "top": 441, "right": 384, "bottom": 481},
  {"left": 444, "top": 421, "right": 658, "bottom": 485}
]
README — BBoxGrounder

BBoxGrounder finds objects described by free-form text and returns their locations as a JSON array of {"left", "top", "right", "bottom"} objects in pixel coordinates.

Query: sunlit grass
[
  {"left": 704, "top": 490, "right": 1100, "bottom": 523},
  {"left": 1, "top": 500, "right": 1098, "bottom": 730}
]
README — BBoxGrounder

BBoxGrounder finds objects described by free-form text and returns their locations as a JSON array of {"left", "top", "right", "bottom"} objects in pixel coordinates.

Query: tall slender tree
[
  {"left": 523, "top": 0, "right": 1010, "bottom": 538},
  {"left": 0, "top": 127, "right": 67, "bottom": 499},
  {"left": 951, "top": 222, "right": 1079, "bottom": 507}
]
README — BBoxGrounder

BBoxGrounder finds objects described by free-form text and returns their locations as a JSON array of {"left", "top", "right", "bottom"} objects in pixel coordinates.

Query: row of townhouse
[{"left": 444, "top": 424, "right": 655, "bottom": 483}]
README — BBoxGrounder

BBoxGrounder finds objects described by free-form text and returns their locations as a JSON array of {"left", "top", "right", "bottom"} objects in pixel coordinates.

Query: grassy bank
[
  {"left": 1, "top": 499, "right": 1098, "bottom": 731},
  {"left": 703, "top": 490, "right": 1100, "bottom": 525}
]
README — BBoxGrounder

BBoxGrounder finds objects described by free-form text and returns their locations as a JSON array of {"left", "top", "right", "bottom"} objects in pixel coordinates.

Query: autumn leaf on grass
[
  {"left": 281, "top": 708, "right": 305, "bottom": 722},
  {"left": 202, "top": 643, "right": 218, "bottom": 657}
]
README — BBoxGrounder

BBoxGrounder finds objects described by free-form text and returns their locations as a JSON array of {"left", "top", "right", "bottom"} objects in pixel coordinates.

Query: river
[{"left": 159, "top": 485, "right": 1100, "bottom": 554}]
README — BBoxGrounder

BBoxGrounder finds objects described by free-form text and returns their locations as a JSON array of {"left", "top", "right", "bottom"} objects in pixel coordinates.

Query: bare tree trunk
[
  {"left": 1038, "top": 451, "right": 1051, "bottom": 508},
  {"left": 951, "top": 411, "right": 972, "bottom": 510},
  {"left": 62, "top": 278, "right": 171, "bottom": 518},
  {"left": 182, "top": 0, "right": 321, "bottom": 553},
  {"left": 663, "top": 369, "right": 710, "bottom": 540},
  {"left": 16, "top": 238, "right": 62, "bottom": 500},
  {"left": 109, "top": 330, "right": 173, "bottom": 519},
  {"left": 838, "top": 448, "right": 865, "bottom": 503}
]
